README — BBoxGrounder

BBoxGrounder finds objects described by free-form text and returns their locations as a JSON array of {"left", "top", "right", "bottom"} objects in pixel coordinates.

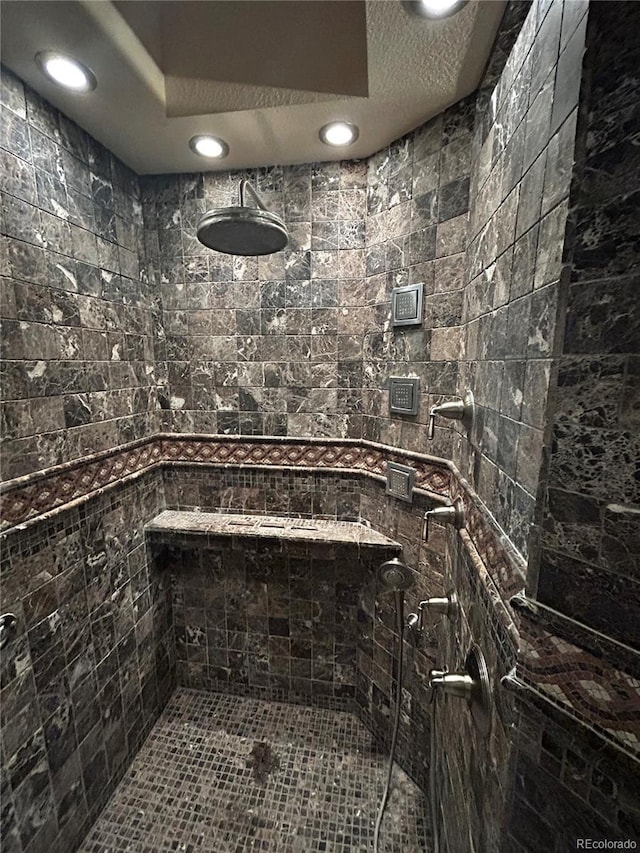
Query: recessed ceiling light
[
  {"left": 319, "top": 121, "right": 359, "bottom": 147},
  {"left": 401, "top": 0, "right": 469, "bottom": 20},
  {"left": 189, "top": 135, "right": 229, "bottom": 159},
  {"left": 35, "top": 51, "right": 96, "bottom": 92}
]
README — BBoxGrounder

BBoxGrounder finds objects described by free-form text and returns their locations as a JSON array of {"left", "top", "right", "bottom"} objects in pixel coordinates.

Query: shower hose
[
  {"left": 373, "top": 589, "right": 441, "bottom": 853},
  {"left": 373, "top": 590, "right": 405, "bottom": 853},
  {"left": 430, "top": 688, "right": 440, "bottom": 853}
]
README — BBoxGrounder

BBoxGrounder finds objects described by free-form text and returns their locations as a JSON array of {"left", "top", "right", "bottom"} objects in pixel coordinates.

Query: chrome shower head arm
[{"left": 239, "top": 179, "right": 268, "bottom": 211}]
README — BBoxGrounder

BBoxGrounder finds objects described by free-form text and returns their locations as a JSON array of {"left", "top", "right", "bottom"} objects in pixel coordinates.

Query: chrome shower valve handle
[
  {"left": 428, "top": 410, "right": 436, "bottom": 440},
  {"left": 429, "top": 670, "right": 474, "bottom": 700},
  {"left": 407, "top": 592, "right": 459, "bottom": 633},
  {"left": 428, "top": 645, "right": 492, "bottom": 736},
  {"left": 422, "top": 498, "right": 465, "bottom": 541}
]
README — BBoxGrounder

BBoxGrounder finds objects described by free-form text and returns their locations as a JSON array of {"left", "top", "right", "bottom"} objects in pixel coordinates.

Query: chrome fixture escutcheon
[{"left": 429, "top": 644, "right": 492, "bottom": 736}]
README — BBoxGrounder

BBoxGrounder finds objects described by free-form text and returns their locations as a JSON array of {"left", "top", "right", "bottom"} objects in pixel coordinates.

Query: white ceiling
[{"left": 0, "top": 0, "right": 506, "bottom": 175}]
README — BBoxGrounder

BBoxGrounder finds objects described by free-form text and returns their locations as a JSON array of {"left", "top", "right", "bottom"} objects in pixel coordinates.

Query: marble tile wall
[
  {"left": 0, "top": 471, "right": 174, "bottom": 853},
  {"left": 503, "top": 695, "right": 640, "bottom": 852},
  {"left": 455, "top": 0, "right": 587, "bottom": 561},
  {"left": 151, "top": 533, "right": 389, "bottom": 710},
  {"left": 141, "top": 161, "right": 369, "bottom": 440},
  {"left": 501, "top": 2, "right": 640, "bottom": 849},
  {"left": 435, "top": 528, "right": 518, "bottom": 853},
  {"left": 536, "top": 0, "right": 640, "bottom": 649},
  {"left": 0, "top": 67, "right": 160, "bottom": 482},
  {"left": 162, "top": 463, "right": 367, "bottom": 521},
  {"left": 407, "top": 1, "right": 583, "bottom": 846},
  {"left": 139, "top": 98, "right": 476, "bottom": 460},
  {"left": 360, "top": 97, "right": 474, "bottom": 460}
]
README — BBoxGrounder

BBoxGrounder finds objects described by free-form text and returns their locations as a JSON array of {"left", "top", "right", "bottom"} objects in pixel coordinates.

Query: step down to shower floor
[
  {"left": 77, "top": 689, "right": 431, "bottom": 853},
  {"left": 146, "top": 510, "right": 402, "bottom": 551}
]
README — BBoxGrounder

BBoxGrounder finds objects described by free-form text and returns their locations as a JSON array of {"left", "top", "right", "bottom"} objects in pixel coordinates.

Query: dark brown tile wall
[
  {"left": 152, "top": 534, "right": 384, "bottom": 709},
  {"left": 1, "top": 1, "right": 638, "bottom": 852},
  {"left": 502, "top": 1, "right": 640, "bottom": 849},
  {"left": 141, "top": 162, "right": 369, "bottom": 440},
  {"left": 162, "top": 464, "right": 367, "bottom": 521},
  {"left": 138, "top": 96, "right": 476, "bottom": 460},
  {"left": 503, "top": 696, "right": 640, "bottom": 852},
  {"left": 361, "top": 98, "right": 473, "bottom": 460},
  {"left": 0, "top": 67, "right": 160, "bottom": 482},
  {"left": 0, "top": 472, "right": 174, "bottom": 853},
  {"left": 455, "top": 0, "right": 586, "bottom": 560},
  {"left": 427, "top": 1, "right": 639, "bottom": 848},
  {"left": 535, "top": 0, "right": 640, "bottom": 648},
  {"left": 435, "top": 529, "right": 518, "bottom": 853}
]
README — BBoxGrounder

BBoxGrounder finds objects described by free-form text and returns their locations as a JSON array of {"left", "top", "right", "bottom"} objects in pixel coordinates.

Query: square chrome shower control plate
[
  {"left": 392, "top": 283, "right": 423, "bottom": 326},
  {"left": 389, "top": 377, "right": 420, "bottom": 416},
  {"left": 386, "top": 462, "right": 416, "bottom": 503}
]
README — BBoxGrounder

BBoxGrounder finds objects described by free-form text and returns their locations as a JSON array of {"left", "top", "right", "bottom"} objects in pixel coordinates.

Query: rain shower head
[
  {"left": 196, "top": 179, "right": 289, "bottom": 256},
  {"left": 377, "top": 557, "right": 414, "bottom": 592}
]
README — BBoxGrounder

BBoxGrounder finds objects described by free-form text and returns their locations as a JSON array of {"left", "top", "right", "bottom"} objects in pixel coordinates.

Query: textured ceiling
[
  {"left": 116, "top": 0, "right": 370, "bottom": 112},
  {"left": 0, "top": 0, "right": 506, "bottom": 174}
]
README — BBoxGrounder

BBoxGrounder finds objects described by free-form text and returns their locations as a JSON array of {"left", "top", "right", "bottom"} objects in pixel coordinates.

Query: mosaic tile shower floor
[{"left": 78, "top": 689, "right": 430, "bottom": 853}]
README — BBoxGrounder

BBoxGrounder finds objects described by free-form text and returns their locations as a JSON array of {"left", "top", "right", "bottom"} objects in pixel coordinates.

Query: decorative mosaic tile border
[
  {"left": 516, "top": 611, "right": 640, "bottom": 758},
  {"left": 453, "top": 475, "right": 527, "bottom": 601},
  {"left": 0, "top": 437, "right": 164, "bottom": 530},
  {"left": 0, "top": 435, "right": 452, "bottom": 531},
  {"left": 2, "top": 433, "right": 637, "bottom": 760},
  {"left": 159, "top": 435, "right": 453, "bottom": 494}
]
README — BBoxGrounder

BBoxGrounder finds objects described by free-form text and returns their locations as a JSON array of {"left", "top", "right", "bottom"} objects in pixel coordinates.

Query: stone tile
[
  {"left": 555, "top": 355, "right": 626, "bottom": 429},
  {"left": 527, "top": 282, "right": 558, "bottom": 358},
  {"left": 438, "top": 177, "right": 470, "bottom": 222},
  {"left": 511, "top": 224, "right": 539, "bottom": 299},
  {"left": 564, "top": 275, "right": 640, "bottom": 355},
  {"left": 515, "top": 152, "right": 545, "bottom": 239},
  {"left": 549, "top": 420, "right": 640, "bottom": 505},
  {"left": 77, "top": 690, "right": 431, "bottom": 853},
  {"left": 435, "top": 213, "right": 468, "bottom": 257},
  {"left": 537, "top": 548, "right": 640, "bottom": 648},
  {"left": 551, "top": 11, "right": 588, "bottom": 135}
]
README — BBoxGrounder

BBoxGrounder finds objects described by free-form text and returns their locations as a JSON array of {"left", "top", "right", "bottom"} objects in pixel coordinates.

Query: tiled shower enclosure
[{"left": 1, "top": 1, "right": 639, "bottom": 852}]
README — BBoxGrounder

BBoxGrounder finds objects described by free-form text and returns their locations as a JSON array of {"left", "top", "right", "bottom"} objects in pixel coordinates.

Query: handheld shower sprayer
[
  {"left": 377, "top": 557, "right": 414, "bottom": 593},
  {"left": 373, "top": 557, "right": 415, "bottom": 851},
  {"left": 377, "top": 557, "right": 414, "bottom": 634}
]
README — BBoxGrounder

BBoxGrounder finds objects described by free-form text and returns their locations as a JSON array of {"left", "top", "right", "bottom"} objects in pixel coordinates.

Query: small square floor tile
[{"left": 77, "top": 689, "right": 431, "bottom": 852}]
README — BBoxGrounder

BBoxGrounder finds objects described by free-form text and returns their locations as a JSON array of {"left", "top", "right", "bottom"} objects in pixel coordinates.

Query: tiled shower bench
[
  {"left": 144, "top": 510, "right": 403, "bottom": 708},
  {"left": 145, "top": 509, "right": 402, "bottom": 551}
]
